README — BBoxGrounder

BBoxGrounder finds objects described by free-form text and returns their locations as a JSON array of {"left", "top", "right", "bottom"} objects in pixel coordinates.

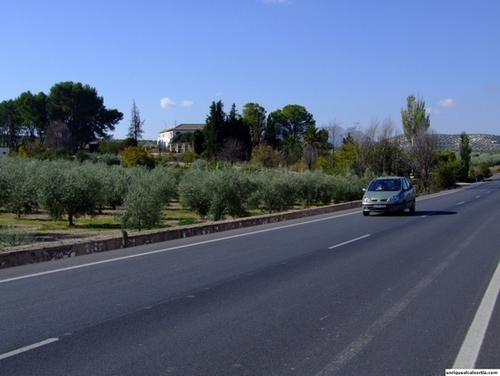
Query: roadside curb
[{"left": 0, "top": 201, "right": 360, "bottom": 269}]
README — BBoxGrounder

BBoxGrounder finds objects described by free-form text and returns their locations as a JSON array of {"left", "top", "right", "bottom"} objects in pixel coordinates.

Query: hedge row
[
  {"left": 0, "top": 157, "right": 373, "bottom": 228},
  {"left": 179, "top": 161, "right": 373, "bottom": 220}
]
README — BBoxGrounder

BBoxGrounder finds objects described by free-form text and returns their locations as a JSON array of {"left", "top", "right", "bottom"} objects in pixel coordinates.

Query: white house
[{"left": 157, "top": 123, "right": 204, "bottom": 149}]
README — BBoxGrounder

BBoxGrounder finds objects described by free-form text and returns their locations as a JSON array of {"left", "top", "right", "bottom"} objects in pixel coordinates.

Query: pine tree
[{"left": 127, "top": 99, "right": 145, "bottom": 145}]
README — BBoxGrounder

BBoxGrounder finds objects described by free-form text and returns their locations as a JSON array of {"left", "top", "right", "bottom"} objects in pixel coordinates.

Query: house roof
[{"left": 159, "top": 123, "right": 205, "bottom": 133}]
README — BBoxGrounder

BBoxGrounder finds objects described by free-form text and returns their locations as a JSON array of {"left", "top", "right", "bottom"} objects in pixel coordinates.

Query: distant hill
[
  {"left": 437, "top": 134, "right": 500, "bottom": 151},
  {"left": 332, "top": 126, "right": 500, "bottom": 152}
]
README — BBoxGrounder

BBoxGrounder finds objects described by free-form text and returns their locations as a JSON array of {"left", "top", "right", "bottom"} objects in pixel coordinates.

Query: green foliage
[
  {"left": 270, "top": 104, "right": 316, "bottom": 140},
  {"left": 47, "top": 81, "right": 123, "bottom": 149},
  {"left": 119, "top": 167, "right": 177, "bottom": 230},
  {"left": 99, "top": 141, "right": 121, "bottom": 155},
  {"left": 193, "top": 129, "right": 205, "bottom": 155},
  {"left": 171, "top": 132, "right": 194, "bottom": 144},
  {"left": 242, "top": 102, "right": 267, "bottom": 148},
  {"left": 459, "top": 132, "right": 472, "bottom": 181},
  {"left": 401, "top": 95, "right": 430, "bottom": 145},
  {"left": 0, "top": 99, "right": 21, "bottom": 149},
  {"left": 471, "top": 151, "right": 500, "bottom": 167},
  {"left": 295, "top": 171, "right": 335, "bottom": 206},
  {"left": 184, "top": 150, "right": 196, "bottom": 164},
  {"left": 99, "top": 165, "right": 129, "bottom": 209},
  {"left": 0, "top": 226, "right": 35, "bottom": 247},
  {"left": 179, "top": 164, "right": 254, "bottom": 220},
  {"left": 280, "top": 135, "right": 302, "bottom": 166},
  {"left": 203, "top": 101, "right": 251, "bottom": 161},
  {"left": 179, "top": 168, "right": 211, "bottom": 218},
  {"left": 263, "top": 113, "right": 280, "bottom": 148},
  {"left": 121, "top": 146, "right": 156, "bottom": 169},
  {"left": 432, "top": 151, "right": 461, "bottom": 189},
  {"left": 313, "top": 154, "right": 336, "bottom": 174},
  {"left": 330, "top": 172, "right": 371, "bottom": 203},
  {"left": 247, "top": 170, "right": 298, "bottom": 213},
  {"left": 333, "top": 137, "right": 357, "bottom": 173},
  {"left": 99, "top": 153, "right": 121, "bottom": 166},
  {"left": 209, "top": 167, "right": 253, "bottom": 220},
  {"left": 0, "top": 157, "right": 40, "bottom": 218},
  {"left": 36, "top": 160, "right": 102, "bottom": 225},
  {"left": 21, "top": 141, "right": 45, "bottom": 157},
  {"left": 302, "top": 125, "right": 329, "bottom": 169},
  {"left": 54, "top": 147, "right": 72, "bottom": 160},
  {"left": 250, "top": 144, "right": 283, "bottom": 168},
  {"left": 474, "top": 163, "right": 492, "bottom": 179},
  {"left": 76, "top": 150, "right": 90, "bottom": 163},
  {"left": 127, "top": 99, "right": 145, "bottom": 144},
  {"left": 204, "top": 100, "right": 225, "bottom": 159}
]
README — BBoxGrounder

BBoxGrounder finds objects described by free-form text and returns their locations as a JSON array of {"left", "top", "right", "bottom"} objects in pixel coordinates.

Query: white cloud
[
  {"left": 426, "top": 107, "right": 440, "bottom": 115},
  {"left": 437, "top": 98, "right": 457, "bottom": 108},
  {"left": 160, "top": 97, "right": 176, "bottom": 109},
  {"left": 180, "top": 101, "right": 193, "bottom": 107}
]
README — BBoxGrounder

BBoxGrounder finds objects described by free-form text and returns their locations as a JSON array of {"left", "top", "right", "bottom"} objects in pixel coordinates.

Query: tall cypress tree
[
  {"left": 203, "top": 100, "right": 225, "bottom": 159},
  {"left": 459, "top": 132, "right": 472, "bottom": 181}
]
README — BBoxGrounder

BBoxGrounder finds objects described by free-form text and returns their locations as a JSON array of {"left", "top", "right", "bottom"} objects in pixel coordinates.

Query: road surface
[{"left": 1, "top": 179, "right": 499, "bottom": 375}]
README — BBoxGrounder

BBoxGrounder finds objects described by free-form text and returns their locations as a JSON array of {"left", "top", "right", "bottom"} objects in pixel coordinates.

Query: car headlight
[
  {"left": 387, "top": 194, "right": 402, "bottom": 203},
  {"left": 363, "top": 196, "right": 371, "bottom": 203}
]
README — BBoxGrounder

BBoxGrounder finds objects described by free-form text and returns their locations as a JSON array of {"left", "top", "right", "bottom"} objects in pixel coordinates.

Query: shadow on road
[
  {"left": 367, "top": 210, "right": 457, "bottom": 217},
  {"left": 416, "top": 210, "right": 457, "bottom": 216}
]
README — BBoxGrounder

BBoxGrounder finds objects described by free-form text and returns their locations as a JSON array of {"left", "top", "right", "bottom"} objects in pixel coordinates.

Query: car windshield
[{"left": 368, "top": 179, "right": 401, "bottom": 191}]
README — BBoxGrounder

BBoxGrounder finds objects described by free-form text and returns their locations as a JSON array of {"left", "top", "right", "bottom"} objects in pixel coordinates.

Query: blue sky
[{"left": 1, "top": 0, "right": 499, "bottom": 140}]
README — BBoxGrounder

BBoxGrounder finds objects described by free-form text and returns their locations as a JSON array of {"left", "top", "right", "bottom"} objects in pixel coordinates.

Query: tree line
[
  {"left": 0, "top": 81, "right": 123, "bottom": 151},
  {"left": 1, "top": 81, "right": 480, "bottom": 196},
  {"left": 181, "top": 95, "right": 475, "bottom": 194},
  {"left": 189, "top": 101, "right": 327, "bottom": 168}
]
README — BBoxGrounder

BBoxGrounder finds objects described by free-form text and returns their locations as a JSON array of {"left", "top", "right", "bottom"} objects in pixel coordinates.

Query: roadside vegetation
[{"left": 0, "top": 85, "right": 498, "bottom": 247}]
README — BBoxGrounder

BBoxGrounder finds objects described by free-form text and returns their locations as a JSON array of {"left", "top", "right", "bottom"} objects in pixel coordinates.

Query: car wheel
[
  {"left": 398, "top": 203, "right": 405, "bottom": 216},
  {"left": 409, "top": 200, "right": 416, "bottom": 214},
  {"left": 363, "top": 211, "right": 370, "bottom": 216}
]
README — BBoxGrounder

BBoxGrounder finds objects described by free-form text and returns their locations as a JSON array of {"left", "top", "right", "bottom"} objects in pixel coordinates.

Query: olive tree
[
  {"left": 179, "top": 163, "right": 254, "bottom": 220},
  {"left": 0, "top": 157, "right": 40, "bottom": 218},
  {"left": 120, "top": 167, "right": 177, "bottom": 230},
  {"left": 36, "top": 160, "right": 102, "bottom": 225}
]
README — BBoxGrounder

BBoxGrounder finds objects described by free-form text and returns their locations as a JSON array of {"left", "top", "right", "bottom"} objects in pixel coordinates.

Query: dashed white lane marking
[
  {"left": 315, "top": 247, "right": 462, "bottom": 376},
  {"left": 316, "top": 199, "right": 500, "bottom": 376},
  {"left": 0, "top": 338, "right": 59, "bottom": 361},
  {"left": 0, "top": 211, "right": 359, "bottom": 284},
  {"left": 453, "top": 259, "right": 500, "bottom": 368},
  {"left": 457, "top": 201, "right": 465, "bottom": 205},
  {"left": 328, "top": 235, "right": 371, "bottom": 249}
]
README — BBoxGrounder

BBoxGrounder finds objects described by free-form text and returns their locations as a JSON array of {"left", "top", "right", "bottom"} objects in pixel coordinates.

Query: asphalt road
[{"left": 1, "top": 179, "right": 500, "bottom": 375}]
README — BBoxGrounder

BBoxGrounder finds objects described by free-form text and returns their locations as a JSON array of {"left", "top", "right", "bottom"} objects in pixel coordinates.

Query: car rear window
[{"left": 368, "top": 179, "right": 401, "bottom": 191}]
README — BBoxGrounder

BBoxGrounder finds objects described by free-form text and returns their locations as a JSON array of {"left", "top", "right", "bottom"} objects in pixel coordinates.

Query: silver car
[{"left": 362, "top": 176, "right": 416, "bottom": 216}]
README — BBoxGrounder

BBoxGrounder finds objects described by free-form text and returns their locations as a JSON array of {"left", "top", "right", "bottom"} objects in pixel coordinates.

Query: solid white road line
[
  {"left": 316, "top": 200, "right": 500, "bottom": 376},
  {"left": 0, "top": 338, "right": 59, "bottom": 361},
  {"left": 453, "top": 259, "right": 500, "bottom": 369}
]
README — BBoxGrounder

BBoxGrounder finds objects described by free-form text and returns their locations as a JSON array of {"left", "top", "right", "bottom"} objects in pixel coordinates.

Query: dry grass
[{"left": 0, "top": 200, "right": 205, "bottom": 244}]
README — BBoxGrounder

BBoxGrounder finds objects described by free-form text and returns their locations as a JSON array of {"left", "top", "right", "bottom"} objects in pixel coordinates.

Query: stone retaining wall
[{"left": 0, "top": 201, "right": 360, "bottom": 269}]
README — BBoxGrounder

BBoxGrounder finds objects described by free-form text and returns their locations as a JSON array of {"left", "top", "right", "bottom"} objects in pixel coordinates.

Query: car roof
[{"left": 373, "top": 176, "right": 405, "bottom": 180}]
